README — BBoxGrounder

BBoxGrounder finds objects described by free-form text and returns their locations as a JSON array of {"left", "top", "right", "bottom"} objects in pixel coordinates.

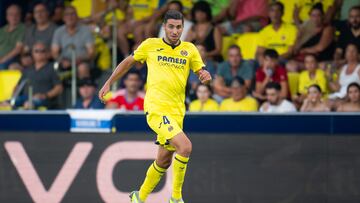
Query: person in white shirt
[{"left": 260, "top": 82, "right": 297, "bottom": 113}]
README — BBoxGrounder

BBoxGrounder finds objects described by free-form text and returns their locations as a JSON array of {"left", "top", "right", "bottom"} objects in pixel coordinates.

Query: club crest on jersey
[{"left": 180, "top": 50, "right": 188, "bottom": 56}]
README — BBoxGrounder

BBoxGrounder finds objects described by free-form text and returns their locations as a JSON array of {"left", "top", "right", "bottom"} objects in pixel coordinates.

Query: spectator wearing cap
[
  {"left": 15, "top": 42, "right": 63, "bottom": 109},
  {"left": 51, "top": 6, "right": 95, "bottom": 70},
  {"left": 260, "top": 82, "right": 297, "bottom": 113},
  {"left": 106, "top": 70, "right": 144, "bottom": 111},
  {"left": 189, "top": 84, "right": 218, "bottom": 112},
  {"left": 253, "top": 49, "right": 289, "bottom": 101},
  {"left": 219, "top": 77, "right": 258, "bottom": 112},
  {"left": 23, "top": 3, "right": 57, "bottom": 53},
  {"left": 0, "top": 4, "right": 25, "bottom": 69},
  {"left": 257, "top": 2, "right": 297, "bottom": 60},
  {"left": 74, "top": 78, "right": 104, "bottom": 109},
  {"left": 214, "top": 45, "right": 254, "bottom": 99}
]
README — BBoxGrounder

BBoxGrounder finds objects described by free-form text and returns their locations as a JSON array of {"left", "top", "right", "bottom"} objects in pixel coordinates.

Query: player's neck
[{"left": 163, "top": 37, "right": 180, "bottom": 48}]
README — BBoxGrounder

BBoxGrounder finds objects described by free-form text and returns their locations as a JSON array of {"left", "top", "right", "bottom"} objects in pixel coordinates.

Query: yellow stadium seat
[
  {"left": 287, "top": 72, "right": 299, "bottom": 97},
  {"left": 0, "top": 70, "right": 21, "bottom": 102},
  {"left": 235, "top": 32, "right": 259, "bottom": 60}
]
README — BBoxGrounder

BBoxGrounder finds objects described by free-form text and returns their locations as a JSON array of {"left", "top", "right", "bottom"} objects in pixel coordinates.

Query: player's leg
[
  {"left": 134, "top": 146, "right": 173, "bottom": 202},
  {"left": 169, "top": 132, "right": 192, "bottom": 202}
]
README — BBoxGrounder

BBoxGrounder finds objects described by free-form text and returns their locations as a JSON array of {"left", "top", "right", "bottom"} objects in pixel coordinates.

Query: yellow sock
[
  {"left": 139, "top": 161, "right": 167, "bottom": 201},
  {"left": 172, "top": 154, "right": 189, "bottom": 200}
]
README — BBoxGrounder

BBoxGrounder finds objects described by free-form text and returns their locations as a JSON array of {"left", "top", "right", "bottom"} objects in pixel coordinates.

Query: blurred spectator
[
  {"left": 15, "top": 42, "right": 63, "bottom": 109},
  {"left": 189, "top": 84, "right": 218, "bottom": 112},
  {"left": 294, "top": 3, "right": 335, "bottom": 62},
  {"left": 23, "top": 3, "right": 57, "bottom": 53},
  {"left": 188, "top": 43, "right": 216, "bottom": 100},
  {"left": 253, "top": 49, "right": 289, "bottom": 100},
  {"left": 77, "top": 62, "right": 91, "bottom": 80},
  {"left": 293, "top": 0, "right": 335, "bottom": 25},
  {"left": 106, "top": 70, "right": 144, "bottom": 110},
  {"left": 214, "top": 45, "right": 254, "bottom": 99},
  {"left": 296, "top": 54, "right": 328, "bottom": 103},
  {"left": 219, "top": 77, "right": 258, "bottom": 112},
  {"left": 0, "top": 4, "right": 25, "bottom": 69},
  {"left": 338, "top": 0, "right": 360, "bottom": 21},
  {"left": 185, "top": 1, "right": 222, "bottom": 61},
  {"left": 200, "top": 0, "right": 230, "bottom": 20},
  {"left": 334, "top": 5, "right": 360, "bottom": 60},
  {"left": 337, "top": 82, "right": 360, "bottom": 112},
  {"left": 155, "top": 1, "right": 193, "bottom": 40},
  {"left": 51, "top": 6, "right": 95, "bottom": 70},
  {"left": 219, "top": 0, "right": 268, "bottom": 35},
  {"left": 260, "top": 82, "right": 297, "bottom": 113},
  {"left": 117, "top": 0, "right": 157, "bottom": 57},
  {"left": 329, "top": 44, "right": 360, "bottom": 99},
  {"left": 257, "top": 2, "right": 297, "bottom": 59},
  {"left": 300, "top": 84, "right": 330, "bottom": 112},
  {"left": 74, "top": 78, "right": 104, "bottom": 109},
  {"left": 52, "top": 4, "right": 64, "bottom": 26},
  {"left": 19, "top": 52, "right": 33, "bottom": 68}
]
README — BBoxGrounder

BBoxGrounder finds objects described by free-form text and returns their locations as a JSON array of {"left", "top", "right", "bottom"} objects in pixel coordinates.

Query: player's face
[
  {"left": 266, "top": 88, "right": 280, "bottom": 105},
  {"left": 348, "top": 86, "right": 360, "bottom": 103},
  {"left": 349, "top": 9, "right": 360, "bottom": 29},
  {"left": 228, "top": 48, "right": 241, "bottom": 67},
  {"left": 307, "top": 86, "right": 321, "bottom": 103},
  {"left": 164, "top": 19, "right": 183, "bottom": 44},
  {"left": 304, "top": 55, "right": 317, "bottom": 73},
  {"left": 196, "top": 85, "right": 210, "bottom": 102}
]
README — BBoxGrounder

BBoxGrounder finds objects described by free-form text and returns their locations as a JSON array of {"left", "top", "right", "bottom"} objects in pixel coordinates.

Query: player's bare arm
[{"left": 98, "top": 55, "right": 136, "bottom": 101}]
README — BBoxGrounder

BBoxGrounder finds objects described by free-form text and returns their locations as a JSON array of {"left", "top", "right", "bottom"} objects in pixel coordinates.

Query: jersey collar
[{"left": 162, "top": 38, "right": 181, "bottom": 49}]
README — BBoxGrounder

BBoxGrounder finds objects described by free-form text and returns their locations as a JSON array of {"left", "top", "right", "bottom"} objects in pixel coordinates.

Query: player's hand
[
  {"left": 198, "top": 69, "right": 212, "bottom": 85},
  {"left": 98, "top": 82, "right": 111, "bottom": 103}
]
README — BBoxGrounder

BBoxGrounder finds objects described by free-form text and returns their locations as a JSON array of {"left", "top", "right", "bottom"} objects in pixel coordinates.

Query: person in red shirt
[
  {"left": 253, "top": 49, "right": 289, "bottom": 100},
  {"left": 106, "top": 70, "right": 144, "bottom": 111}
]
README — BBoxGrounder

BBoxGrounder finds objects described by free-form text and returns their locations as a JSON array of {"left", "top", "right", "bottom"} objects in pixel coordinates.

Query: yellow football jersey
[
  {"left": 133, "top": 38, "right": 205, "bottom": 116},
  {"left": 219, "top": 96, "right": 258, "bottom": 112},
  {"left": 298, "top": 69, "right": 328, "bottom": 95},
  {"left": 189, "top": 99, "right": 219, "bottom": 112},
  {"left": 257, "top": 22, "right": 298, "bottom": 55}
]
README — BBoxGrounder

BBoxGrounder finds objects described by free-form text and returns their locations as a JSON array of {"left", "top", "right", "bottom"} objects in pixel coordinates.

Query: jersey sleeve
[
  {"left": 133, "top": 39, "right": 151, "bottom": 63},
  {"left": 190, "top": 44, "right": 205, "bottom": 73}
]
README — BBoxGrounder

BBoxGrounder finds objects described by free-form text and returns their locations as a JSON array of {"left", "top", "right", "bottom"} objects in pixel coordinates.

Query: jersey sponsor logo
[{"left": 157, "top": 55, "right": 187, "bottom": 69}]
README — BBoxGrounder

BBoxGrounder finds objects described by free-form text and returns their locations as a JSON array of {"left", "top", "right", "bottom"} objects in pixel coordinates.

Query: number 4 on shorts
[{"left": 163, "top": 116, "right": 170, "bottom": 124}]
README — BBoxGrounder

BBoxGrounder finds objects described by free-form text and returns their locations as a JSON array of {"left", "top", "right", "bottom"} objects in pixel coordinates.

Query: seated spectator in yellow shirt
[
  {"left": 300, "top": 84, "right": 330, "bottom": 112},
  {"left": 295, "top": 54, "right": 328, "bottom": 103},
  {"left": 219, "top": 77, "right": 258, "bottom": 112},
  {"left": 257, "top": 2, "right": 297, "bottom": 60},
  {"left": 189, "top": 84, "right": 219, "bottom": 112}
]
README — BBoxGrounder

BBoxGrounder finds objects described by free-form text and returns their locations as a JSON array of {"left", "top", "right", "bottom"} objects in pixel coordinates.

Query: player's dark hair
[
  {"left": 308, "top": 84, "right": 322, "bottom": 93},
  {"left": 270, "top": 2, "right": 284, "bottom": 15},
  {"left": 264, "top": 49, "right": 279, "bottom": 59},
  {"left": 163, "top": 9, "right": 184, "bottom": 24},
  {"left": 347, "top": 82, "right": 360, "bottom": 93},
  {"left": 265, "top": 82, "right": 281, "bottom": 91},
  {"left": 191, "top": 1, "right": 212, "bottom": 23},
  {"left": 169, "top": 0, "right": 183, "bottom": 12},
  {"left": 310, "top": 2, "right": 324, "bottom": 15}
]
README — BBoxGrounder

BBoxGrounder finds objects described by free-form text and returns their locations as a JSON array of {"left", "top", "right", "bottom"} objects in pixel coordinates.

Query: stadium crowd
[{"left": 0, "top": 0, "right": 359, "bottom": 112}]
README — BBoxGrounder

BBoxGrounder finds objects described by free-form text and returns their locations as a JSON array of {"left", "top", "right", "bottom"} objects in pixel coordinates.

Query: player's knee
[{"left": 177, "top": 140, "right": 192, "bottom": 157}]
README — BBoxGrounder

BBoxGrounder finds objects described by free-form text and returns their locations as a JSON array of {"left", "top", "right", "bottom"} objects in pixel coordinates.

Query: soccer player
[{"left": 98, "top": 10, "right": 212, "bottom": 203}]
